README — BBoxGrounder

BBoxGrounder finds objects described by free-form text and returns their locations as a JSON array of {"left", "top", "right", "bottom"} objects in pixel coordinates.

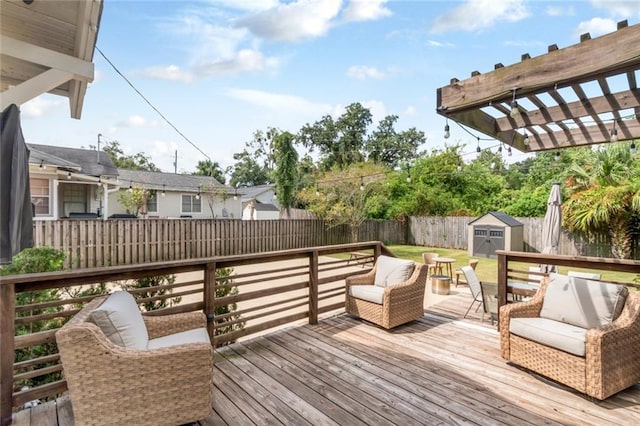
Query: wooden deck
[{"left": 12, "top": 292, "right": 640, "bottom": 425}]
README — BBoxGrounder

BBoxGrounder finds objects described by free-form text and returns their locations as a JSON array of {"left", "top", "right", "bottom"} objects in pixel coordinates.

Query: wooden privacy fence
[{"left": 32, "top": 216, "right": 637, "bottom": 269}]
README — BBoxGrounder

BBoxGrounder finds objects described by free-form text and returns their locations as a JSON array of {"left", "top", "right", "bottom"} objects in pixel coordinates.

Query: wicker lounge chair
[
  {"left": 56, "top": 292, "right": 214, "bottom": 425},
  {"left": 345, "top": 255, "right": 428, "bottom": 329},
  {"left": 500, "top": 274, "right": 640, "bottom": 400}
]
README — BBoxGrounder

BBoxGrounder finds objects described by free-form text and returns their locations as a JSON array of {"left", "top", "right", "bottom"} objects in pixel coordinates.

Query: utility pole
[
  {"left": 97, "top": 133, "right": 102, "bottom": 164},
  {"left": 173, "top": 150, "right": 177, "bottom": 174}
]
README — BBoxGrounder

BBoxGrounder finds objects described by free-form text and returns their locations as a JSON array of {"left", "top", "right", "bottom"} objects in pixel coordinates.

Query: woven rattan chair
[
  {"left": 421, "top": 252, "right": 440, "bottom": 278},
  {"left": 345, "top": 256, "right": 428, "bottom": 329},
  {"left": 500, "top": 276, "right": 640, "bottom": 400},
  {"left": 56, "top": 295, "right": 214, "bottom": 425}
]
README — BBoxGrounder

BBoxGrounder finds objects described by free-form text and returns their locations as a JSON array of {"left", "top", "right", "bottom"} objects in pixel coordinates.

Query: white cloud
[
  {"left": 342, "top": 0, "right": 392, "bottom": 22},
  {"left": 346, "top": 65, "right": 385, "bottom": 80},
  {"left": 426, "top": 40, "right": 454, "bottom": 48},
  {"left": 207, "top": 0, "right": 279, "bottom": 12},
  {"left": 545, "top": 6, "right": 575, "bottom": 16},
  {"left": 21, "top": 96, "right": 64, "bottom": 119},
  {"left": 402, "top": 106, "right": 417, "bottom": 117},
  {"left": 590, "top": 0, "right": 640, "bottom": 18},
  {"left": 150, "top": 139, "right": 179, "bottom": 160},
  {"left": 193, "top": 49, "right": 279, "bottom": 77},
  {"left": 236, "top": 0, "right": 342, "bottom": 42},
  {"left": 430, "top": 0, "right": 529, "bottom": 34},
  {"left": 118, "top": 115, "right": 159, "bottom": 128},
  {"left": 360, "top": 100, "right": 386, "bottom": 123},
  {"left": 574, "top": 17, "right": 617, "bottom": 38},
  {"left": 226, "top": 88, "right": 332, "bottom": 115},
  {"left": 135, "top": 65, "right": 194, "bottom": 83}
]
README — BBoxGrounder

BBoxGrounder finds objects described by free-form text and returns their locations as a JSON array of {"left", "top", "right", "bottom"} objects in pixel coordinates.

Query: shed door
[{"left": 473, "top": 226, "right": 505, "bottom": 258}]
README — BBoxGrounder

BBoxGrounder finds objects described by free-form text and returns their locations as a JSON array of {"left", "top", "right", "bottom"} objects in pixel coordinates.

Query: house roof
[
  {"left": 240, "top": 184, "right": 275, "bottom": 200},
  {"left": 254, "top": 203, "right": 280, "bottom": 212},
  {"left": 1, "top": 0, "right": 103, "bottom": 119},
  {"left": 28, "top": 144, "right": 117, "bottom": 177},
  {"left": 28, "top": 147, "right": 81, "bottom": 170},
  {"left": 117, "top": 169, "right": 232, "bottom": 193},
  {"left": 469, "top": 212, "right": 523, "bottom": 227},
  {"left": 436, "top": 20, "right": 640, "bottom": 152}
]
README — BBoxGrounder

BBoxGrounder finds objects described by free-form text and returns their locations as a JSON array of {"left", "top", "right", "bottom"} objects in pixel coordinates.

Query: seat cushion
[
  {"left": 89, "top": 291, "right": 149, "bottom": 349},
  {"left": 349, "top": 285, "right": 384, "bottom": 304},
  {"left": 510, "top": 317, "right": 587, "bottom": 357},
  {"left": 540, "top": 273, "right": 628, "bottom": 329},
  {"left": 373, "top": 256, "right": 415, "bottom": 288},
  {"left": 147, "top": 327, "right": 210, "bottom": 349}
]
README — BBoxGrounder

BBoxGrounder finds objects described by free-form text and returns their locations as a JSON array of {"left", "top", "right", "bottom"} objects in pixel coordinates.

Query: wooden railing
[
  {"left": 496, "top": 251, "right": 640, "bottom": 315},
  {"left": 0, "top": 241, "right": 384, "bottom": 425}
]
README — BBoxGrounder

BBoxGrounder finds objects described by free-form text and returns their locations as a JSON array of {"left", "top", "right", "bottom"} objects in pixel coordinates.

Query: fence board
[{"left": 30, "top": 215, "right": 638, "bottom": 269}]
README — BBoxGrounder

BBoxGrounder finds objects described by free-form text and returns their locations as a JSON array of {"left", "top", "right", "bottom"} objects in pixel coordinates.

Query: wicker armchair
[
  {"left": 500, "top": 277, "right": 640, "bottom": 400},
  {"left": 345, "top": 257, "right": 428, "bottom": 329},
  {"left": 56, "top": 294, "right": 214, "bottom": 425}
]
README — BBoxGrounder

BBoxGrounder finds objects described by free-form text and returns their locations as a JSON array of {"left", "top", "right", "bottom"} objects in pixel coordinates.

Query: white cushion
[
  {"left": 147, "top": 328, "right": 210, "bottom": 349},
  {"left": 567, "top": 271, "right": 601, "bottom": 280},
  {"left": 349, "top": 285, "right": 384, "bottom": 304},
  {"left": 510, "top": 317, "right": 587, "bottom": 357},
  {"left": 373, "top": 256, "right": 415, "bottom": 288},
  {"left": 540, "top": 273, "right": 628, "bottom": 329},
  {"left": 90, "top": 291, "right": 149, "bottom": 349}
]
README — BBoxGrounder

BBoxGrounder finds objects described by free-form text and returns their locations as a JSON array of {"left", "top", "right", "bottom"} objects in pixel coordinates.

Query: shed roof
[
  {"left": 469, "top": 212, "right": 523, "bottom": 227},
  {"left": 254, "top": 203, "right": 280, "bottom": 212}
]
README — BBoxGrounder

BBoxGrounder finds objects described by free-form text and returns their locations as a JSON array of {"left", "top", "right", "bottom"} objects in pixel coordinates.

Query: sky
[{"left": 19, "top": 0, "right": 640, "bottom": 176}]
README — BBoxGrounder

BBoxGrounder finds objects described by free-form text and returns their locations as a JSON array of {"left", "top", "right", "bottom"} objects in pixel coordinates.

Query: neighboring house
[
  {"left": 28, "top": 144, "right": 118, "bottom": 220},
  {"left": 112, "top": 169, "right": 241, "bottom": 219},
  {"left": 239, "top": 184, "right": 280, "bottom": 220}
]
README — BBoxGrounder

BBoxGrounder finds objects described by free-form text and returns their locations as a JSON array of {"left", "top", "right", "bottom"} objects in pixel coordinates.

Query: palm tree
[{"left": 562, "top": 143, "right": 640, "bottom": 258}]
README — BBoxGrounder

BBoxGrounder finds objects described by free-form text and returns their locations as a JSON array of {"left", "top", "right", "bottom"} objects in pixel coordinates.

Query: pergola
[
  {"left": 0, "top": 0, "right": 103, "bottom": 119},
  {"left": 436, "top": 20, "right": 640, "bottom": 153}
]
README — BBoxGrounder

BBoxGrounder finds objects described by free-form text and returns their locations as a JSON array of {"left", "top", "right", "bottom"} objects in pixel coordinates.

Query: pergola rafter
[{"left": 437, "top": 20, "right": 640, "bottom": 152}]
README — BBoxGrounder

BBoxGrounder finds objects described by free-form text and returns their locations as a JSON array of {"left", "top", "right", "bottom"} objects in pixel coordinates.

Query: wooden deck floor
[{"left": 12, "top": 292, "right": 640, "bottom": 425}]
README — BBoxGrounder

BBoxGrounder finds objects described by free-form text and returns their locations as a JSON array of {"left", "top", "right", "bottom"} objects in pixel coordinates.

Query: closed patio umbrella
[{"left": 540, "top": 182, "right": 562, "bottom": 273}]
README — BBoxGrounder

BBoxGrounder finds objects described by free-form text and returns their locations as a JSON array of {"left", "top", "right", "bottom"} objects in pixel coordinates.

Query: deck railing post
[
  {"left": 204, "top": 262, "right": 216, "bottom": 346},
  {"left": 1, "top": 282, "right": 16, "bottom": 426},
  {"left": 309, "top": 251, "right": 319, "bottom": 325},
  {"left": 497, "top": 253, "right": 508, "bottom": 325}
]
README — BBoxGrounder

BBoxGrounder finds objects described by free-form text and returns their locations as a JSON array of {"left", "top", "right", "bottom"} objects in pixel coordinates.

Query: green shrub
[{"left": 214, "top": 267, "right": 244, "bottom": 346}]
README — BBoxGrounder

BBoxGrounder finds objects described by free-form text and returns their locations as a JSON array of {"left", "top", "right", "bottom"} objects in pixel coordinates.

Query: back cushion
[
  {"left": 90, "top": 291, "right": 149, "bottom": 349},
  {"left": 540, "top": 273, "right": 628, "bottom": 329},
  {"left": 374, "top": 256, "right": 415, "bottom": 287}
]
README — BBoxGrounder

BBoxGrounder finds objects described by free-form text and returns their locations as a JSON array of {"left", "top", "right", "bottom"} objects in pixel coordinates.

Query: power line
[{"left": 95, "top": 46, "right": 211, "bottom": 162}]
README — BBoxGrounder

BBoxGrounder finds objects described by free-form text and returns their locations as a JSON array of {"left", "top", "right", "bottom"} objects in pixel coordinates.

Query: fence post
[
  {"left": 309, "top": 251, "right": 318, "bottom": 325},
  {"left": 1, "top": 282, "right": 16, "bottom": 426},
  {"left": 204, "top": 262, "right": 216, "bottom": 346}
]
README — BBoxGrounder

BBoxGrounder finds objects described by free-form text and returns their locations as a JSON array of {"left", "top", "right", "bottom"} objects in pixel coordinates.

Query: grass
[{"left": 386, "top": 245, "right": 639, "bottom": 285}]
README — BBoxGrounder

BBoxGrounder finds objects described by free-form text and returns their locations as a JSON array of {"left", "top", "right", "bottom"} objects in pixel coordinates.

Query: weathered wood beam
[
  {"left": 438, "top": 22, "right": 640, "bottom": 112},
  {"left": 447, "top": 109, "right": 529, "bottom": 151},
  {"left": 527, "top": 118, "right": 640, "bottom": 151},
  {"left": 494, "top": 89, "right": 640, "bottom": 130}
]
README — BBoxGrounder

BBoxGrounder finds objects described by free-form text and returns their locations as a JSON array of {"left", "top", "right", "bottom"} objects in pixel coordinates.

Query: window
[
  {"left": 146, "top": 190, "right": 158, "bottom": 213},
  {"left": 181, "top": 194, "right": 201, "bottom": 213},
  {"left": 31, "top": 178, "right": 51, "bottom": 216},
  {"left": 474, "top": 229, "right": 487, "bottom": 237},
  {"left": 489, "top": 230, "right": 504, "bottom": 237}
]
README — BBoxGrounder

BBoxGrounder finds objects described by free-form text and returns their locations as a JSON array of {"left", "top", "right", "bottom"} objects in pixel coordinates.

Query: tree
[
  {"left": 298, "top": 163, "right": 386, "bottom": 242},
  {"left": 298, "top": 102, "right": 371, "bottom": 170},
  {"left": 101, "top": 140, "right": 160, "bottom": 171},
  {"left": 213, "top": 267, "right": 244, "bottom": 346},
  {"left": 193, "top": 159, "right": 227, "bottom": 184},
  {"left": 272, "top": 131, "right": 298, "bottom": 217},
  {"left": 562, "top": 142, "right": 640, "bottom": 259},
  {"left": 121, "top": 275, "right": 181, "bottom": 312},
  {"left": 117, "top": 187, "right": 148, "bottom": 216},
  {"left": 365, "top": 115, "right": 425, "bottom": 168},
  {"left": 228, "top": 128, "right": 278, "bottom": 187}
]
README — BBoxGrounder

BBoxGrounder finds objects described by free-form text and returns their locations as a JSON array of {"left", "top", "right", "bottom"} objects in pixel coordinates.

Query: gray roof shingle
[
  {"left": 117, "top": 169, "right": 232, "bottom": 193},
  {"left": 28, "top": 144, "right": 118, "bottom": 177}
]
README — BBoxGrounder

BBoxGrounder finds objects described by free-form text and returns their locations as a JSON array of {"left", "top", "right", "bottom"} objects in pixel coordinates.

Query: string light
[
  {"left": 555, "top": 151, "right": 561, "bottom": 161},
  {"left": 510, "top": 88, "right": 520, "bottom": 118},
  {"left": 610, "top": 120, "right": 618, "bottom": 142},
  {"left": 39, "top": 160, "right": 46, "bottom": 169},
  {"left": 128, "top": 181, "right": 133, "bottom": 192},
  {"left": 444, "top": 119, "right": 450, "bottom": 139},
  {"left": 457, "top": 162, "right": 462, "bottom": 172},
  {"left": 67, "top": 172, "right": 72, "bottom": 180},
  {"left": 631, "top": 141, "right": 637, "bottom": 155},
  {"left": 195, "top": 186, "right": 201, "bottom": 200},
  {"left": 476, "top": 137, "right": 481, "bottom": 153},
  {"left": 161, "top": 184, "right": 166, "bottom": 197},
  {"left": 359, "top": 177, "right": 365, "bottom": 191},
  {"left": 523, "top": 130, "right": 530, "bottom": 146},
  {"left": 507, "top": 146, "right": 512, "bottom": 157}
]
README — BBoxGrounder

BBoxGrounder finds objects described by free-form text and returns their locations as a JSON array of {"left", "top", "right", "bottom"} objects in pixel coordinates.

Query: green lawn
[{"left": 386, "top": 245, "right": 638, "bottom": 284}]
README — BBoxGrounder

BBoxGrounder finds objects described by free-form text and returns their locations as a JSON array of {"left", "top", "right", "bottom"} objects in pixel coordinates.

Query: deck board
[{"left": 12, "top": 290, "right": 640, "bottom": 425}]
